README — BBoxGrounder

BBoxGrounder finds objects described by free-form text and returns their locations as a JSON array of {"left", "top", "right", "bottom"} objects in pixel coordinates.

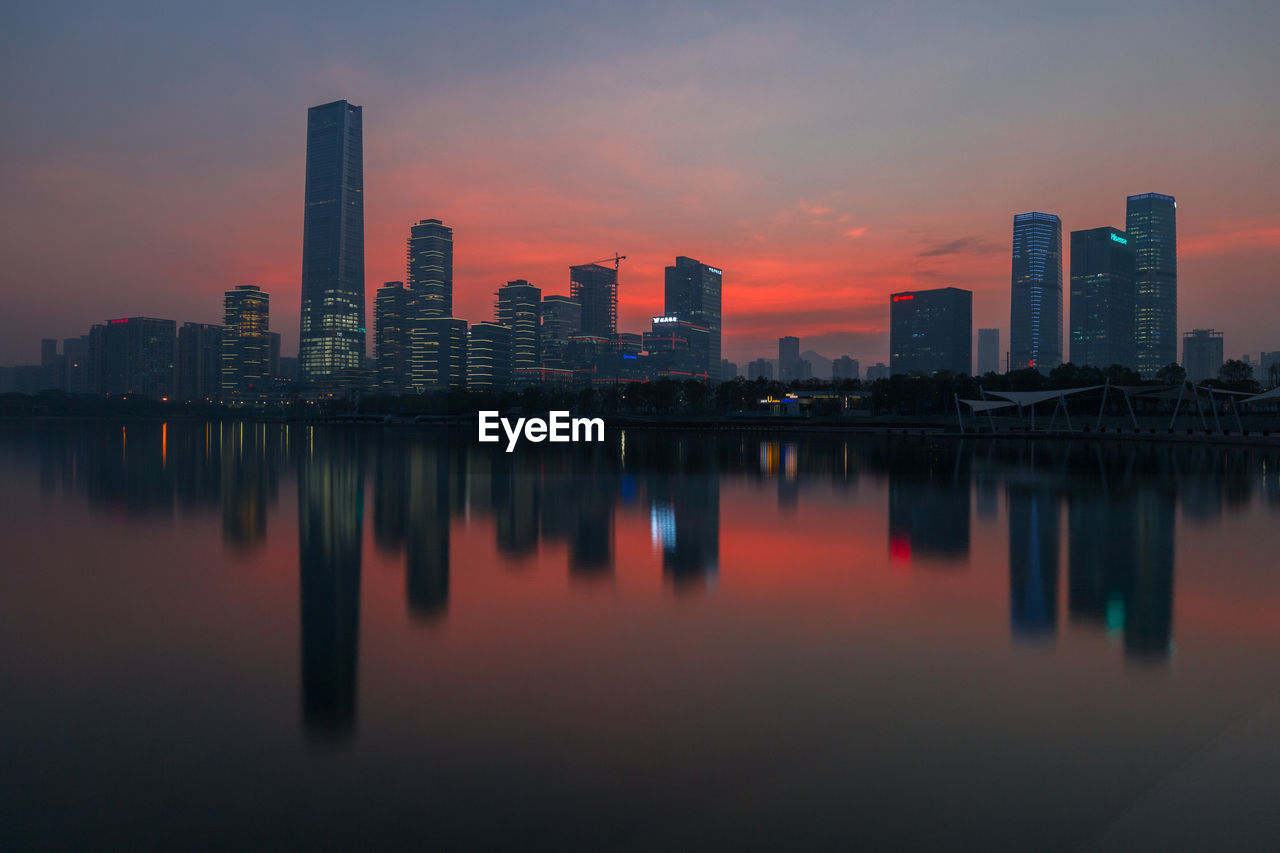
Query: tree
[
  {"left": 1217, "top": 359, "right": 1260, "bottom": 393},
  {"left": 1155, "top": 362, "right": 1186, "bottom": 385}
]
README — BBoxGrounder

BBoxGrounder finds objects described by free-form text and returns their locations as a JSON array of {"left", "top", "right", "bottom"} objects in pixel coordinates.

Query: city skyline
[{"left": 3, "top": 3, "right": 1279, "bottom": 368}]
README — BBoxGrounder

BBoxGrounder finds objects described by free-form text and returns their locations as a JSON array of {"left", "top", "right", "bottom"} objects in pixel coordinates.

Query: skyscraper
[
  {"left": 570, "top": 263, "right": 617, "bottom": 338},
  {"left": 496, "top": 280, "right": 542, "bottom": 374},
  {"left": 1127, "top": 193, "right": 1177, "bottom": 378},
  {"left": 300, "top": 100, "right": 364, "bottom": 382},
  {"left": 1010, "top": 212, "right": 1063, "bottom": 373},
  {"left": 664, "top": 256, "right": 723, "bottom": 381},
  {"left": 832, "top": 356, "right": 859, "bottom": 381},
  {"left": 100, "top": 317, "right": 176, "bottom": 399},
  {"left": 374, "top": 281, "right": 410, "bottom": 393},
  {"left": 1069, "top": 227, "right": 1136, "bottom": 370},
  {"left": 889, "top": 287, "right": 972, "bottom": 376},
  {"left": 467, "top": 322, "right": 512, "bottom": 391},
  {"left": 540, "top": 294, "right": 581, "bottom": 369},
  {"left": 1183, "top": 329, "right": 1224, "bottom": 383},
  {"left": 222, "top": 285, "right": 270, "bottom": 401},
  {"left": 778, "top": 336, "right": 801, "bottom": 382},
  {"left": 177, "top": 322, "right": 223, "bottom": 403},
  {"left": 977, "top": 328, "right": 1000, "bottom": 375},
  {"left": 407, "top": 219, "right": 453, "bottom": 318}
]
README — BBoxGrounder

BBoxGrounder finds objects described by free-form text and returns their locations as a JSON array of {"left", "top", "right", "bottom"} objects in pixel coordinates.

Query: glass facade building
[
  {"left": 375, "top": 281, "right": 410, "bottom": 393},
  {"left": 221, "top": 285, "right": 271, "bottom": 402},
  {"left": 300, "top": 100, "right": 364, "bottom": 382},
  {"left": 889, "top": 287, "right": 972, "bottom": 376},
  {"left": 1010, "top": 212, "right": 1063, "bottom": 373},
  {"left": 569, "top": 264, "right": 617, "bottom": 338},
  {"left": 496, "top": 280, "right": 542, "bottom": 374},
  {"left": 663, "top": 256, "right": 723, "bottom": 382},
  {"left": 1127, "top": 193, "right": 1177, "bottom": 378},
  {"left": 1069, "top": 227, "right": 1136, "bottom": 370}
]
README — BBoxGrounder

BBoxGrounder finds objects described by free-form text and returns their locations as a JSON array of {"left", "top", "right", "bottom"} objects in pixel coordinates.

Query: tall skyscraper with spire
[
  {"left": 299, "top": 100, "right": 365, "bottom": 382},
  {"left": 1127, "top": 193, "right": 1177, "bottom": 378},
  {"left": 1010, "top": 212, "right": 1063, "bottom": 373}
]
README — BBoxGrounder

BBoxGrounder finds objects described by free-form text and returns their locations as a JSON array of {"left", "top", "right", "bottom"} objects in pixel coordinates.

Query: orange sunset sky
[{"left": 2, "top": 1, "right": 1278, "bottom": 367}]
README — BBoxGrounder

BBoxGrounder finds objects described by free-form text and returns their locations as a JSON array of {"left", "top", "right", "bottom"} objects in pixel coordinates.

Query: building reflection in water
[
  {"left": 406, "top": 442, "right": 451, "bottom": 619},
  {"left": 649, "top": 471, "right": 720, "bottom": 589},
  {"left": 220, "top": 421, "right": 277, "bottom": 550},
  {"left": 1008, "top": 482, "right": 1060, "bottom": 641},
  {"left": 298, "top": 427, "right": 363, "bottom": 740},
  {"left": 1069, "top": 484, "right": 1176, "bottom": 662},
  {"left": 886, "top": 441, "right": 970, "bottom": 565}
]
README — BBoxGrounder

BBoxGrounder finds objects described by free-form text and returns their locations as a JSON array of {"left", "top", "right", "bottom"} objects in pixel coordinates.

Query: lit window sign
[
  {"left": 652, "top": 316, "right": 679, "bottom": 324},
  {"left": 892, "top": 294, "right": 914, "bottom": 302},
  {"left": 707, "top": 267, "right": 723, "bottom": 275},
  {"left": 1110, "top": 233, "right": 1127, "bottom": 244}
]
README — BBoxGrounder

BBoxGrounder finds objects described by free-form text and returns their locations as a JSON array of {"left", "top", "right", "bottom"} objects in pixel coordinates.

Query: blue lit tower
[
  {"left": 1126, "top": 193, "right": 1177, "bottom": 378},
  {"left": 300, "top": 100, "right": 365, "bottom": 381},
  {"left": 1010, "top": 212, "right": 1062, "bottom": 373}
]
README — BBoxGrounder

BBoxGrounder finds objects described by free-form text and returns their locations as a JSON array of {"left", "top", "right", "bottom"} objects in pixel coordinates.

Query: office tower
[
  {"left": 299, "top": 99, "right": 364, "bottom": 382},
  {"left": 1182, "top": 329, "right": 1224, "bottom": 383},
  {"left": 644, "top": 317, "right": 710, "bottom": 379},
  {"left": 414, "top": 318, "right": 467, "bottom": 389},
  {"left": 664, "top": 256, "right": 723, "bottom": 381},
  {"left": 832, "top": 356, "right": 859, "bottom": 381},
  {"left": 1127, "top": 193, "right": 1177, "bottom": 378},
  {"left": 720, "top": 359, "right": 737, "bottom": 380},
  {"left": 570, "top": 263, "right": 617, "bottom": 337},
  {"left": 977, "top": 328, "right": 1000, "bottom": 375},
  {"left": 865, "top": 363, "right": 890, "bottom": 381},
  {"left": 889, "top": 287, "right": 973, "bottom": 376},
  {"left": 407, "top": 218, "right": 453, "bottom": 318},
  {"left": 1070, "top": 227, "right": 1136, "bottom": 369},
  {"left": 100, "top": 317, "right": 176, "bottom": 398},
  {"left": 1010, "top": 211, "right": 1063, "bottom": 372},
  {"left": 177, "top": 322, "right": 223, "bottom": 402},
  {"left": 222, "top": 285, "right": 271, "bottom": 401},
  {"left": 467, "top": 322, "right": 512, "bottom": 391},
  {"left": 496, "top": 280, "right": 542, "bottom": 374},
  {"left": 269, "top": 332, "right": 281, "bottom": 377},
  {"left": 779, "top": 336, "right": 801, "bottom": 381},
  {"left": 40, "top": 339, "right": 63, "bottom": 391},
  {"left": 63, "top": 334, "right": 91, "bottom": 394},
  {"left": 540, "top": 295, "right": 581, "bottom": 369},
  {"left": 374, "top": 281, "right": 410, "bottom": 393},
  {"left": 747, "top": 358, "right": 773, "bottom": 380}
]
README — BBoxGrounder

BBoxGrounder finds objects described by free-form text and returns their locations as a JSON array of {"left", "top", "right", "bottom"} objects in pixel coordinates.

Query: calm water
[{"left": 2, "top": 421, "right": 1279, "bottom": 851}]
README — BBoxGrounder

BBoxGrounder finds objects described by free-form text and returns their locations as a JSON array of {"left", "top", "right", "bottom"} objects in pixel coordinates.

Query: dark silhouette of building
[
  {"left": 300, "top": 100, "right": 364, "bottom": 382},
  {"left": 779, "top": 336, "right": 801, "bottom": 382},
  {"left": 540, "top": 295, "right": 581, "bottom": 370},
  {"left": 407, "top": 218, "right": 453, "bottom": 318},
  {"left": 1183, "top": 329, "right": 1224, "bottom": 383},
  {"left": 747, "top": 358, "right": 773, "bottom": 380},
  {"left": 1070, "top": 227, "right": 1136, "bottom": 369},
  {"left": 100, "top": 317, "right": 176, "bottom": 399},
  {"left": 570, "top": 263, "right": 617, "bottom": 338},
  {"left": 177, "top": 322, "right": 222, "bottom": 403},
  {"left": 889, "top": 287, "right": 972, "bottom": 376},
  {"left": 1127, "top": 192, "right": 1178, "bottom": 378},
  {"left": 832, "top": 356, "right": 858, "bottom": 381},
  {"left": 375, "top": 281, "right": 410, "bottom": 393},
  {"left": 977, "top": 328, "right": 1000, "bottom": 375},
  {"left": 1011, "top": 211, "right": 1063, "bottom": 372},
  {"left": 664, "top": 256, "right": 722, "bottom": 381}
]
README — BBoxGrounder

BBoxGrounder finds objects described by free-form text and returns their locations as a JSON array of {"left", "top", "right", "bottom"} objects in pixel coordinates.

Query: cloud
[
  {"left": 915, "top": 236, "right": 1000, "bottom": 258},
  {"left": 844, "top": 226, "right": 869, "bottom": 239}
]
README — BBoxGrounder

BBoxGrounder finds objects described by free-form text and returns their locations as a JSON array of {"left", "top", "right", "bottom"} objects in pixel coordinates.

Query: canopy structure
[
  {"left": 1243, "top": 385, "right": 1280, "bottom": 404},
  {"left": 959, "top": 399, "right": 1017, "bottom": 413},
  {"left": 980, "top": 385, "right": 1103, "bottom": 431}
]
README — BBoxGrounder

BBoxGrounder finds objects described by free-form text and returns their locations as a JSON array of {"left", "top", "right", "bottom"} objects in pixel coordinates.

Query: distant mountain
[{"left": 801, "top": 350, "right": 832, "bottom": 377}]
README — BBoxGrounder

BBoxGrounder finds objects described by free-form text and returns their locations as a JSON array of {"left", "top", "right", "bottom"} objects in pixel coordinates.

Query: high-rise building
[
  {"left": 269, "top": 332, "right": 281, "bottom": 378},
  {"left": 889, "top": 287, "right": 972, "bottom": 376},
  {"left": 1070, "top": 227, "right": 1136, "bottom": 370},
  {"left": 747, "top": 358, "right": 773, "bottom": 380},
  {"left": 63, "top": 334, "right": 92, "bottom": 394},
  {"left": 40, "top": 339, "right": 63, "bottom": 391},
  {"left": 300, "top": 100, "right": 364, "bottom": 382},
  {"left": 1010, "top": 212, "right": 1063, "bottom": 373},
  {"left": 540, "top": 295, "right": 581, "bottom": 369},
  {"left": 418, "top": 318, "right": 467, "bottom": 389},
  {"left": 832, "top": 356, "right": 859, "bottom": 381},
  {"left": 720, "top": 359, "right": 738, "bottom": 380},
  {"left": 496, "top": 280, "right": 541, "bottom": 374},
  {"left": 664, "top": 256, "right": 723, "bottom": 381},
  {"left": 779, "top": 336, "right": 801, "bottom": 382},
  {"left": 407, "top": 218, "right": 453, "bottom": 318},
  {"left": 222, "top": 285, "right": 271, "bottom": 401},
  {"left": 375, "top": 281, "right": 411, "bottom": 393},
  {"left": 1183, "top": 329, "right": 1224, "bottom": 384},
  {"left": 100, "top": 317, "right": 176, "bottom": 398},
  {"left": 177, "top": 322, "right": 223, "bottom": 402},
  {"left": 644, "top": 317, "right": 709, "bottom": 380},
  {"left": 1127, "top": 193, "right": 1177, "bottom": 378},
  {"left": 570, "top": 263, "right": 618, "bottom": 338},
  {"left": 866, "top": 362, "right": 890, "bottom": 381},
  {"left": 467, "top": 322, "right": 512, "bottom": 391},
  {"left": 977, "top": 328, "right": 1000, "bottom": 375}
]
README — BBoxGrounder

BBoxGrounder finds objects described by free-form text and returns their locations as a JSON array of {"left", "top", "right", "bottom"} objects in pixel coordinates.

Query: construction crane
[{"left": 586, "top": 253, "right": 626, "bottom": 271}]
